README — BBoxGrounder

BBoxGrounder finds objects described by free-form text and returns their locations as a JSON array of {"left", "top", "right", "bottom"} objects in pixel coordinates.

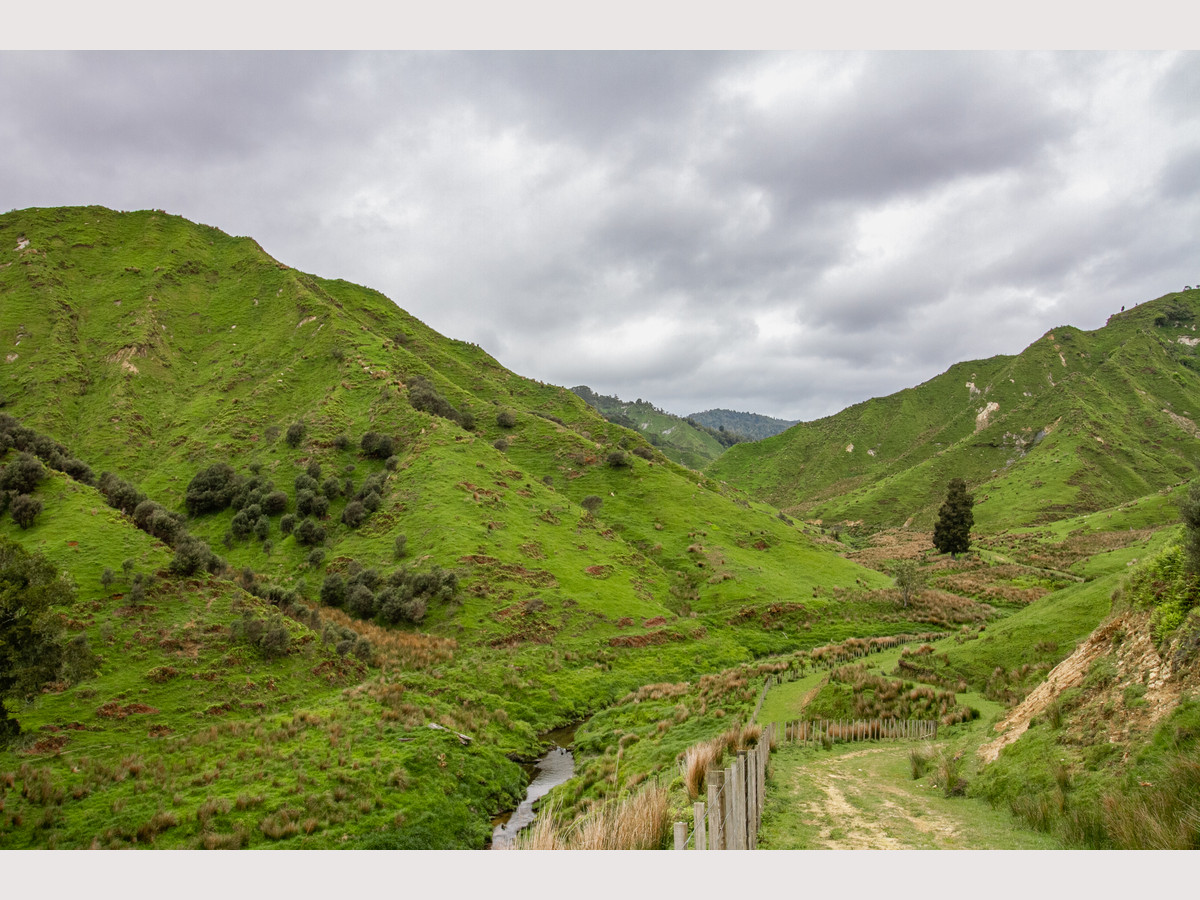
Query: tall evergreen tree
[{"left": 933, "top": 477, "right": 974, "bottom": 556}]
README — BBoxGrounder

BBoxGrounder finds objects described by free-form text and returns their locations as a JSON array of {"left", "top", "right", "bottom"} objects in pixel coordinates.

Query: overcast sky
[{"left": 3, "top": 50, "right": 1199, "bottom": 421}]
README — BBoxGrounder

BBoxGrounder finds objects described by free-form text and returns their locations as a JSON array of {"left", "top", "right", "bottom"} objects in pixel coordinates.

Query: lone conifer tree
[{"left": 933, "top": 477, "right": 974, "bottom": 556}]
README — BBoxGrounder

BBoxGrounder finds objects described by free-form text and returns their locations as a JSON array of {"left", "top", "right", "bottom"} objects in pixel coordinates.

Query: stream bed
[{"left": 489, "top": 722, "right": 579, "bottom": 849}]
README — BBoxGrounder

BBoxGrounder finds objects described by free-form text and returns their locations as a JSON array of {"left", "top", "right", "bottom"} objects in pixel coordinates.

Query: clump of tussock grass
[
  {"left": 515, "top": 783, "right": 671, "bottom": 850},
  {"left": 680, "top": 741, "right": 723, "bottom": 801},
  {"left": 909, "top": 745, "right": 934, "bottom": 780},
  {"left": 1102, "top": 756, "right": 1200, "bottom": 849}
]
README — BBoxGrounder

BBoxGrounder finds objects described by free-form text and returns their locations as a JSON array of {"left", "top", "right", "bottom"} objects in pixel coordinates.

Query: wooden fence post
[
  {"left": 694, "top": 801, "right": 706, "bottom": 851},
  {"left": 707, "top": 768, "right": 723, "bottom": 850},
  {"left": 735, "top": 752, "right": 747, "bottom": 849},
  {"left": 674, "top": 820, "right": 687, "bottom": 850},
  {"left": 723, "top": 763, "right": 735, "bottom": 850}
]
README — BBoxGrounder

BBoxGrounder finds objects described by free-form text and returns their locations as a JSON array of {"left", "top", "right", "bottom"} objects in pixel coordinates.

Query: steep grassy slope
[
  {"left": 709, "top": 294, "right": 1200, "bottom": 530},
  {"left": 0, "top": 206, "right": 910, "bottom": 848}
]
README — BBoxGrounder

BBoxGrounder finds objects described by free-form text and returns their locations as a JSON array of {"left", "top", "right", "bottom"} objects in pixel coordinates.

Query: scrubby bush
[
  {"left": 285, "top": 422, "right": 306, "bottom": 448},
  {"left": 321, "top": 574, "right": 346, "bottom": 607},
  {"left": 10, "top": 494, "right": 42, "bottom": 529},
  {"left": 170, "top": 535, "right": 219, "bottom": 577},
  {"left": 360, "top": 432, "right": 395, "bottom": 460},
  {"left": 607, "top": 450, "right": 630, "bottom": 469},
  {"left": 582, "top": 495, "right": 603, "bottom": 515},
  {"left": 98, "top": 471, "right": 146, "bottom": 516},
  {"left": 294, "top": 518, "right": 326, "bottom": 547},
  {"left": 132, "top": 500, "right": 183, "bottom": 544},
  {"left": 394, "top": 535, "right": 408, "bottom": 559},
  {"left": 341, "top": 501, "right": 366, "bottom": 528},
  {"left": 262, "top": 491, "right": 288, "bottom": 515},
  {"left": 280, "top": 514, "right": 296, "bottom": 535},
  {"left": 322, "top": 477, "right": 343, "bottom": 500},
  {"left": 254, "top": 516, "right": 270, "bottom": 541},
  {"left": 0, "top": 453, "right": 45, "bottom": 495},
  {"left": 185, "top": 463, "right": 239, "bottom": 516},
  {"left": 632, "top": 446, "right": 654, "bottom": 461},
  {"left": 496, "top": 409, "right": 516, "bottom": 429},
  {"left": 306, "top": 548, "right": 326, "bottom": 568},
  {"left": 493, "top": 438, "right": 509, "bottom": 452}
]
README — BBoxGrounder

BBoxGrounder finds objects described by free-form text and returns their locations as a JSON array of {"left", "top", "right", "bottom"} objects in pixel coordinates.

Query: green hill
[
  {"left": 0, "top": 206, "right": 909, "bottom": 849},
  {"left": 688, "top": 408, "right": 797, "bottom": 441},
  {"left": 569, "top": 385, "right": 734, "bottom": 468},
  {"left": 708, "top": 293, "right": 1200, "bottom": 531}
]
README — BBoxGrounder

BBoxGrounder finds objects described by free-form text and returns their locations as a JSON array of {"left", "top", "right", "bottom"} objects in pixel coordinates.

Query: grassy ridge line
[{"left": 709, "top": 292, "right": 1200, "bottom": 530}]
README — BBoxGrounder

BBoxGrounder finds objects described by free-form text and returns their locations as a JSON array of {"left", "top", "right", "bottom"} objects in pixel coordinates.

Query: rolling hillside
[
  {"left": 0, "top": 206, "right": 909, "bottom": 849},
  {"left": 709, "top": 293, "right": 1200, "bottom": 531}
]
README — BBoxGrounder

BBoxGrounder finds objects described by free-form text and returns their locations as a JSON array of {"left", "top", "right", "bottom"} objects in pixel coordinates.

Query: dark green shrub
[
  {"left": 385, "top": 455, "right": 399, "bottom": 471},
  {"left": 322, "top": 477, "right": 342, "bottom": 500},
  {"left": 607, "top": 450, "right": 630, "bottom": 468},
  {"left": 632, "top": 446, "right": 654, "bottom": 461},
  {"left": 294, "top": 518, "right": 326, "bottom": 547},
  {"left": 307, "top": 548, "right": 326, "bottom": 567},
  {"left": 347, "top": 584, "right": 376, "bottom": 618},
  {"left": 582, "top": 495, "right": 603, "bottom": 515},
  {"left": 360, "top": 432, "right": 395, "bottom": 460},
  {"left": 341, "top": 501, "right": 367, "bottom": 528},
  {"left": 493, "top": 438, "right": 509, "bottom": 451},
  {"left": 295, "top": 489, "right": 317, "bottom": 517},
  {"left": 321, "top": 574, "right": 346, "bottom": 607},
  {"left": 185, "top": 463, "right": 239, "bottom": 516},
  {"left": 311, "top": 495, "right": 329, "bottom": 519},
  {"left": 394, "top": 535, "right": 408, "bottom": 559},
  {"left": 98, "top": 471, "right": 146, "bottom": 516},
  {"left": 262, "top": 491, "right": 288, "bottom": 515},
  {"left": 0, "top": 453, "right": 44, "bottom": 495},
  {"left": 285, "top": 422, "right": 306, "bottom": 448},
  {"left": 170, "top": 535, "right": 218, "bottom": 577},
  {"left": 334, "top": 434, "right": 351, "bottom": 451},
  {"left": 10, "top": 494, "right": 41, "bottom": 529},
  {"left": 280, "top": 514, "right": 296, "bottom": 535},
  {"left": 254, "top": 516, "right": 270, "bottom": 541},
  {"left": 361, "top": 491, "right": 381, "bottom": 513},
  {"left": 496, "top": 409, "right": 516, "bottom": 429}
]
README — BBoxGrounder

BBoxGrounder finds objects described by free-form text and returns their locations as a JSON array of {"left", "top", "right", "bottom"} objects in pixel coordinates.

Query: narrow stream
[{"left": 489, "top": 722, "right": 579, "bottom": 849}]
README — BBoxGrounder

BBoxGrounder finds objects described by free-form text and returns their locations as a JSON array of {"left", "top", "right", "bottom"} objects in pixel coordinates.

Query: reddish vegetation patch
[
  {"left": 609, "top": 629, "right": 685, "bottom": 649},
  {"left": 459, "top": 554, "right": 500, "bottom": 566},
  {"left": 643, "top": 616, "right": 668, "bottom": 627},
  {"left": 149, "top": 725, "right": 174, "bottom": 737},
  {"left": 753, "top": 540, "right": 769, "bottom": 550},
  {"left": 66, "top": 541, "right": 79, "bottom": 547},
  {"left": 503, "top": 469, "right": 524, "bottom": 480},
  {"left": 27, "top": 734, "right": 69, "bottom": 754},
  {"left": 616, "top": 616, "right": 634, "bottom": 628},
  {"left": 205, "top": 702, "right": 235, "bottom": 716},
  {"left": 311, "top": 657, "right": 367, "bottom": 684},
  {"left": 97, "top": 702, "right": 160, "bottom": 719},
  {"left": 585, "top": 565, "right": 612, "bottom": 578}
]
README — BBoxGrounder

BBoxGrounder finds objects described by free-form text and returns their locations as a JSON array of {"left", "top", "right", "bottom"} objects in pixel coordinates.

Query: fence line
[
  {"left": 673, "top": 716, "right": 938, "bottom": 849},
  {"left": 673, "top": 722, "right": 776, "bottom": 850}
]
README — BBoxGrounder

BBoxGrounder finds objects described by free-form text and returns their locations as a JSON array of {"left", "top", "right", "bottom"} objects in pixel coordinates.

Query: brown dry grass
[{"left": 514, "top": 783, "right": 670, "bottom": 850}]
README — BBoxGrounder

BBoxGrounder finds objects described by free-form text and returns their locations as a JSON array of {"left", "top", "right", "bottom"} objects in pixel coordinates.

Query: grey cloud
[{"left": 3, "top": 51, "right": 1198, "bottom": 423}]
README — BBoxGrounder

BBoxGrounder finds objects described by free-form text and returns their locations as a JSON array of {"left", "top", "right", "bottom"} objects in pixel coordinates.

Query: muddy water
[{"left": 489, "top": 722, "right": 579, "bottom": 849}]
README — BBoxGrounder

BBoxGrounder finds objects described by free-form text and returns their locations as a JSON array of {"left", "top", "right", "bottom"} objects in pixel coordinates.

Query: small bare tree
[{"left": 894, "top": 560, "right": 924, "bottom": 608}]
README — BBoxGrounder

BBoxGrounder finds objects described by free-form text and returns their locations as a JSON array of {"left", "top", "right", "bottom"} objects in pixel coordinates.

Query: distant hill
[
  {"left": 689, "top": 408, "right": 798, "bottom": 441},
  {"left": 569, "top": 385, "right": 738, "bottom": 468},
  {"left": 708, "top": 292, "right": 1200, "bottom": 531}
]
